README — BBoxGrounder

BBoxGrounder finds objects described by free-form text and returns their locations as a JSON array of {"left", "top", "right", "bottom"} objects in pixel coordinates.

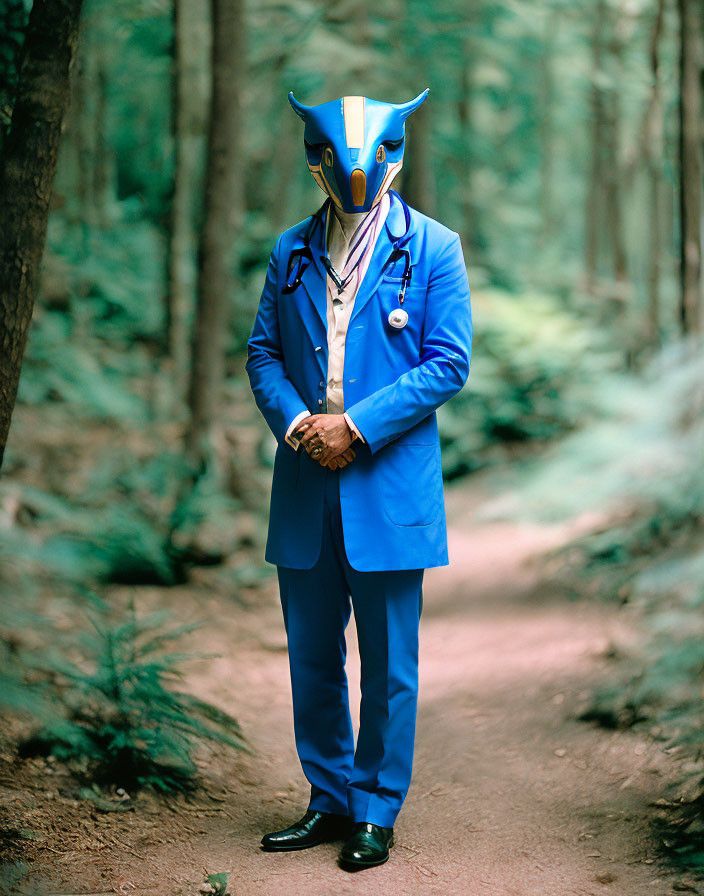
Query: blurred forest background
[{"left": 0, "top": 0, "right": 704, "bottom": 889}]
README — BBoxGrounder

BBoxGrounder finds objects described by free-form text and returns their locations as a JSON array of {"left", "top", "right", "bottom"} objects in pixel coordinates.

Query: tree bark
[
  {"left": 538, "top": 12, "right": 558, "bottom": 246},
  {"left": 166, "top": 0, "right": 208, "bottom": 390},
  {"left": 457, "top": 30, "right": 482, "bottom": 254},
  {"left": 677, "top": 0, "right": 703, "bottom": 333},
  {"left": 604, "top": 4, "right": 628, "bottom": 294},
  {"left": 185, "top": 0, "right": 244, "bottom": 468},
  {"left": 0, "top": 0, "right": 84, "bottom": 471},
  {"left": 584, "top": 0, "right": 607, "bottom": 293},
  {"left": 645, "top": 0, "right": 665, "bottom": 347}
]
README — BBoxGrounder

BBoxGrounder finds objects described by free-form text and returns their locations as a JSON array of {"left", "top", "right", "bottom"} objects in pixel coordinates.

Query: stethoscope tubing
[{"left": 282, "top": 190, "right": 414, "bottom": 299}]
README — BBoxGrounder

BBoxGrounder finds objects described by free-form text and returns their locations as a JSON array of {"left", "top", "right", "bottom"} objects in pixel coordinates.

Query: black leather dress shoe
[
  {"left": 261, "top": 808, "right": 350, "bottom": 851},
  {"left": 338, "top": 821, "right": 394, "bottom": 869}
]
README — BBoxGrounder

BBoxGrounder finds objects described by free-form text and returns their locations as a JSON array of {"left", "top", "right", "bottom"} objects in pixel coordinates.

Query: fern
[{"left": 20, "top": 594, "right": 250, "bottom": 792}]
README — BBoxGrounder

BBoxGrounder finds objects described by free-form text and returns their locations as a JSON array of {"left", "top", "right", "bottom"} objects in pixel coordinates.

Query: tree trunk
[
  {"left": 0, "top": 0, "right": 84, "bottom": 471},
  {"left": 457, "top": 31, "right": 482, "bottom": 254},
  {"left": 538, "top": 12, "right": 557, "bottom": 246},
  {"left": 93, "top": 53, "right": 111, "bottom": 230},
  {"left": 166, "top": 0, "right": 208, "bottom": 390},
  {"left": 584, "top": 0, "right": 607, "bottom": 293},
  {"left": 73, "top": 41, "right": 98, "bottom": 245},
  {"left": 677, "top": 0, "right": 703, "bottom": 333},
  {"left": 604, "top": 5, "right": 628, "bottom": 294},
  {"left": 185, "top": 0, "right": 244, "bottom": 469},
  {"left": 645, "top": 0, "right": 665, "bottom": 347}
]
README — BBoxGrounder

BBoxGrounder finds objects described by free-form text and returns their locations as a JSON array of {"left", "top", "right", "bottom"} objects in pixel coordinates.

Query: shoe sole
[
  {"left": 261, "top": 837, "right": 328, "bottom": 851},
  {"left": 261, "top": 830, "right": 350, "bottom": 852}
]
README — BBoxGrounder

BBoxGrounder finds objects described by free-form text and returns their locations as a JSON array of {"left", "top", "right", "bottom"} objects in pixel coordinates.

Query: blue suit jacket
[{"left": 245, "top": 191, "right": 473, "bottom": 571}]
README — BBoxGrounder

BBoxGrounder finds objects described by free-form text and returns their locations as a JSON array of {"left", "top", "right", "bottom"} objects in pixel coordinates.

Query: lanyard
[{"left": 321, "top": 200, "right": 384, "bottom": 295}]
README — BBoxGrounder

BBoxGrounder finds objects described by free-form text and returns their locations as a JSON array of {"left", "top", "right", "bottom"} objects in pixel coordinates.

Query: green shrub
[
  {"left": 20, "top": 595, "right": 249, "bottom": 792},
  {"left": 441, "top": 286, "right": 609, "bottom": 478}
]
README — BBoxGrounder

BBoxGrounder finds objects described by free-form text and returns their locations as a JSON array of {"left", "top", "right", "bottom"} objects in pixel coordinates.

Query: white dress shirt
[{"left": 285, "top": 191, "right": 392, "bottom": 451}]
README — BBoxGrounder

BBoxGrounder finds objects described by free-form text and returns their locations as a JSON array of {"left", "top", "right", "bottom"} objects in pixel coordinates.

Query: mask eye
[
  {"left": 382, "top": 136, "right": 404, "bottom": 153},
  {"left": 323, "top": 146, "right": 334, "bottom": 167},
  {"left": 376, "top": 145, "right": 386, "bottom": 163},
  {"left": 304, "top": 139, "right": 326, "bottom": 155}
]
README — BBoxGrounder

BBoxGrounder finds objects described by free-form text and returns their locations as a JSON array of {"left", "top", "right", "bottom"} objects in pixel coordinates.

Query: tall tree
[
  {"left": 0, "top": 0, "right": 84, "bottom": 470},
  {"left": 456, "top": 27, "right": 482, "bottom": 253},
  {"left": 185, "top": 0, "right": 244, "bottom": 469},
  {"left": 603, "top": 1, "right": 629, "bottom": 294},
  {"left": 584, "top": 0, "right": 608, "bottom": 294},
  {"left": 166, "top": 0, "right": 208, "bottom": 391},
  {"left": 643, "top": 0, "right": 665, "bottom": 347},
  {"left": 677, "top": 0, "right": 703, "bottom": 334}
]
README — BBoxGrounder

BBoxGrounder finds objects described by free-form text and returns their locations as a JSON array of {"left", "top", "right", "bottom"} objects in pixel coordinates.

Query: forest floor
[{"left": 2, "top": 462, "right": 700, "bottom": 896}]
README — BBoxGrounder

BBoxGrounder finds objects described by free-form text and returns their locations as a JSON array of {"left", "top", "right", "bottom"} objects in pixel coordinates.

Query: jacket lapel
[{"left": 297, "top": 206, "right": 330, "bottom": 334}]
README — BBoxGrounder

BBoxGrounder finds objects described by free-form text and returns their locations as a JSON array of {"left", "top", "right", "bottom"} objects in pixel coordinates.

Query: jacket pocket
[{"left": 379, "top": 443, "right": 444, "bottom": 527}]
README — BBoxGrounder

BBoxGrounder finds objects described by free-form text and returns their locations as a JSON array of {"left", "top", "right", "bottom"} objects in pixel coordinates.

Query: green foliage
[
  {"left": 2, "top": 479, "right": 188, "bottom": 586},
  {"left": 0, "top": 544, "right": 60, "bottom": 726},
  {"left": 481, "top": 336, "right": 704, "bottom": 527},
  {"left": 203, "top": 872, "right": 230, "bottom": 896},
  {"left": 440, "top": 286, "right": 610, "bottom": 477},
  {"left": 579, "top": 554, "right": 704, "bottom": 875},
  {"left": 489, "top": 335, "right": 704, "bottom": 872},
  {"left": 54, "top": 216, "right": 167, "bottom": 342},
  {"left": 20, "top": 596, "right": 249, "bottom": 792}
]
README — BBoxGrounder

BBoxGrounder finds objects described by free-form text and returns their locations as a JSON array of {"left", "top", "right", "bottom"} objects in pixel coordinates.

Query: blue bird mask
[{"left": 288, "top": 90, "right": 429, "bottom": 214}]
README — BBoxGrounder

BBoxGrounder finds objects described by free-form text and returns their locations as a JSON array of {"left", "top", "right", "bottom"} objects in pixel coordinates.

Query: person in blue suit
[{"left": 245, "top": 89, "right": 472, "bottom": 870}]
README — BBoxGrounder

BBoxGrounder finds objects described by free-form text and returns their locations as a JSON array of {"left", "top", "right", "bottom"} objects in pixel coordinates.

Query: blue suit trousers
[{"left": 276, "top": 465, "right": 424, "bottom": 828}]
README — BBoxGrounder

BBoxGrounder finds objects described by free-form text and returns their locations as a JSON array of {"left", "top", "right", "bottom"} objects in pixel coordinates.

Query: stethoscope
[{"left": 282, "top": 189, "right": 413, "bottom": 330}]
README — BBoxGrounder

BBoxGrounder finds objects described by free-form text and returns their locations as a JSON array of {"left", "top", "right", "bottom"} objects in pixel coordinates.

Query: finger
[
  {"left": 319, "top": 439, "right": 342, "bottom": 464},
  {"left": 294, "top": 419, "right": 315, "bottom": 438},
  {"left": 300, "top": 427, "right": 322, "bottom": 447},
  {"left": 302, "top": 426, "right": 330, "bottom": 449},
  {"left": 342, "top": 447, "right": 356, "bottom": 462},
  {"left": 297, "top": 414, "right": 321, "bottom": 437}
]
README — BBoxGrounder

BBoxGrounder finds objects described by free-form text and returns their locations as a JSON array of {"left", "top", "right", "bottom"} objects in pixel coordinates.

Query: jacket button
[
  {"left": 318, "top": 399, "right": 324, "bottom": 405},
  {"left": 319, "top": 381, "right": 324, "bottom": 387}
]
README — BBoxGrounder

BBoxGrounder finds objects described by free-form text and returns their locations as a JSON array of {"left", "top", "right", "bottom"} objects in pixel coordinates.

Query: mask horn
[
  {"left": 288, "top": 91, "right": 312, "bottom": 121},
  {"left": 393, "top": 88, "right": 430, "bottom": 121}
]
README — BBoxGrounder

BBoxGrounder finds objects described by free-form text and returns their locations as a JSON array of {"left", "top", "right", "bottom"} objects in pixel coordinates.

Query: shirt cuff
[
  {"left": 343, "top": 412, "right": 365, "bottom": 443},
  {"left": 285, "top": 410, "right": 312, "bottom": 449}
]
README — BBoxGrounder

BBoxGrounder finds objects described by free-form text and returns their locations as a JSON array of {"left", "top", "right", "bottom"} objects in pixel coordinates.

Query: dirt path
[{"left": 7, "top": 473, "right": 693, "bottom": 896}]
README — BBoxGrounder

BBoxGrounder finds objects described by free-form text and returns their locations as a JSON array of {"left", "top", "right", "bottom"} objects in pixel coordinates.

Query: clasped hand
[{"left": 293, "top": 414, "right": 356, "bottom": 469}]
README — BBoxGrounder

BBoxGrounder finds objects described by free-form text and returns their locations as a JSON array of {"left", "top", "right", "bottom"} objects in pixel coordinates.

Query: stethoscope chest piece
[{"left": 388, "top": 307, "right": 409, "bottom": 329}]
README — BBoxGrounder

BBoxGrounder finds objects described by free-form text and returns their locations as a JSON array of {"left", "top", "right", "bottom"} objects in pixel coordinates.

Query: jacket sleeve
[
  {"left": 343, "top": 230, "right": 472, "bottom": 455},
  {"left": 245, "top": 235, "right": 311, "bottom": 445}
]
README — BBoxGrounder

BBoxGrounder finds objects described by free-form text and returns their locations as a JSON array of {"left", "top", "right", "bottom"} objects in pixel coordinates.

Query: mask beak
[{"left": 350, "top": 168, "right": 366, "bottom": 208}]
